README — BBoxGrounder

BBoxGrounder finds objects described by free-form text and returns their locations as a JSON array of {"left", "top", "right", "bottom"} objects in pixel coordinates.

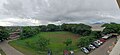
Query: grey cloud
[{"left": 0, "top": 0, "right": 120, "bottom": 26}]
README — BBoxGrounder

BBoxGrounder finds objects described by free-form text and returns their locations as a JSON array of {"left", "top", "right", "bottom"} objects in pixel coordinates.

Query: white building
[{"left": 90, "top": 24, "right": 105, "bottom": 31}]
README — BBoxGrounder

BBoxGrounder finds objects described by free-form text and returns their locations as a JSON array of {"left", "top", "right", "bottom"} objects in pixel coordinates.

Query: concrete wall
[
  {"left": 109, "top": 36, "right": 120, "bottom": 55},
  {"left": 117, "top": 0, "right": 120, "bottom": 8}
]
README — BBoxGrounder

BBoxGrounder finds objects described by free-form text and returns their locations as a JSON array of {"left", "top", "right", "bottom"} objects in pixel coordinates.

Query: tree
[
  {"left": 91, "top": 31, "right": 102, "bottom": 39},
  {"left": 39, "top": 25, "right": 47, "bottom": 32},
  {"left": 75, "top": 24, "right": 91, "bottom": 36},
  {"left": 61, "top": 23, "right": 67, "bottom": 31},
  {"left": 61, "top": 23, "right": 92, "bottom": 36},
  {"left": 77, "top": 36, "right": 96, "bottom": 47},
  {"left": 102, "top": 23, "right": 120, "bottom": 34},
  {"left": 21, "top": 26, "right": 39, "bottom": 39},
  {"left": 0, "top": 26, "right": 9, "bottom": 41},
  {"left": 35, "top": 37, "right": 50, "bottom": 51},
  {"left": 64, "top": 38, "right": 72, "bottom": 46},
  {"left": 47, "top": 24, "right": 57, "bottom": 31}
]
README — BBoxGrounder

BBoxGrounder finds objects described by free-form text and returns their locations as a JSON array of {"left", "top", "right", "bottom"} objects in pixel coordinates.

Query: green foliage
[
  {"left": 25, "top": 40, "right": 34, "bottom": 48},
  {"left": 39, "top": 23, "right": 91, "bottom": 36},
  {"left": 102, "top": 23, "right": 120, "bottom": 34},
  {"left": 9, "top": 32, "right": 78, "bottom": 55},
  {"left": 0, "top": 26, "right": 9, "bottom": 41},
  {"left": 64, "top": 38, "right": 72, "bottom": 46},
  {"left": 25, "top": 37, "right": 50, "bottom": 51},
  {"left": 75, "top": 24, "right": 91, "bottom": 36},
  {"left": 39, "top": 24, "right": 60, "bottom": 32},
  {"left": 39, "top": 25, "right": 47, "bottom": 32},
  {"left": 61, "top": 23, "right": 67, "bottom": 31},
  {"left": 21, "top": 26, "right": 40, "bottom": 39},
  {"left": 47, "top": 24, "right": 58, "bottom": 31},
  {"left": 61, "top": 23, "right": 91, "bottom": 36},
  {"left": 35, "top": 37, "right": 50, "bottom": 51},
  {"left": 77, "top": 36, "right": 96, "bottom": 47},
  {"left": 90, "top": 31, "right": 102, "bottom": 39}
]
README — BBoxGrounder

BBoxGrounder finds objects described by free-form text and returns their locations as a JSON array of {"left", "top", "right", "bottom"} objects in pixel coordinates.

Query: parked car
[
  {"left": 102, "top": 35, "right": 111, "bottom": 40},
  {"left": 88, "top": 44, "right": 96, "bottom": 50},
  {"left": 70, "top": 51, "right": 74, "bottom": 55},
  {"left": 63, "top": 50, "right": 69, "bottom": 55},
  {"left": 86, "top": 47, "right": 91, "bottom": 51},
  {"left": 97, "top": 40, "right": 103, "bottom": 45},
  {"left": 81, "top": 47, "right": 90, "bottom": 54},
  {"left": 99, "top": 38, "right": 106, "bottom": 43},
  {"left": 91, "top": 42, "right": 99, "bottom": 48}
]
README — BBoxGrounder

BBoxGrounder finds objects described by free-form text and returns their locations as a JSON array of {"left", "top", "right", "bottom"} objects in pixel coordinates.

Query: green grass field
[{"left": 9, "top": 31, "right": 85, "bottom": 55}]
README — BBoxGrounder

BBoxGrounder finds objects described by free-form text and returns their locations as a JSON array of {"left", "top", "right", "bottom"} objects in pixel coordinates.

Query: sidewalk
[
  {"left": 109, "top": 35, "right": 120, "bottom": 55},
  {"left": 0, "top": 41, "right": 24, "bottom": 55}
]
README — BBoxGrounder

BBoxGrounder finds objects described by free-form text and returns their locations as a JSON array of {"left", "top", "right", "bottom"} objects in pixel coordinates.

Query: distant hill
[{"left": 93, "top": 22, "right": 105, "bottom": 24}]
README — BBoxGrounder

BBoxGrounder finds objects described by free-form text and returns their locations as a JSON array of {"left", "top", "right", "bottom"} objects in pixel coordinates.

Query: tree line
[
  {"left": 20, "top": 23, "right": 92, "bottom": 39},
  {"left": 39, "top": 23, "right": 92, "bottom": 36}
]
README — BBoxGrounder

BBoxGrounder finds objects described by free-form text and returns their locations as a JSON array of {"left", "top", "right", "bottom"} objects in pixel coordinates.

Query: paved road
[
  {"left": 110, "top": 35, "right": 120, "bottom": 55},
  {"left": 88, "top": 38, "right": 116, "bottom": 55},
  {"left": 0, "top": 41, "right": 24, "bottom": 55}
]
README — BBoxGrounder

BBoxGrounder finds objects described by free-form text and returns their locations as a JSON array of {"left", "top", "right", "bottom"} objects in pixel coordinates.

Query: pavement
[
  {"left": 88, "top": 38, "right": 116, "bottom": 55},
  {"left": 109, "top": 35, "right": 120, "bottom": 55},
  {"left": 0, "top": 41, "right": 24, "bottom": 55}
]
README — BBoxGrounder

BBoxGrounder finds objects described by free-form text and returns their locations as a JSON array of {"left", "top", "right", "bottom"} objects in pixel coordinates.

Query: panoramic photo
[{"left": 0, "top": 0, "right": 120, "bottom": 55}]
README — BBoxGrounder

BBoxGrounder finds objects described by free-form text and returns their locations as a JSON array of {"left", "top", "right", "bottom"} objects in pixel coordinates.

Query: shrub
[
  {"left": 35, "top": 37, "right": 50, "bottom": 51},
  {"left": 77, "top": 36, "right": 96, "bottom": 47}
]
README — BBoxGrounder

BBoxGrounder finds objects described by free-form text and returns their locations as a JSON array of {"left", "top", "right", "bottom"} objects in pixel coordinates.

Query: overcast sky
[{"left": 0, "top": 0, "right": 120, "bottom": 26}]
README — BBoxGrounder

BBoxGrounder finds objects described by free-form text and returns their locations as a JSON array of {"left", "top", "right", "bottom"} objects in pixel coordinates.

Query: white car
[
  {"left": 94, "top": 40, "right": 103, "bottom": 46},
  {"left": 97, "top": 40, "right": 103, "bottom": 45},
  {"left": 81, "top": 47, "right": 89, "bottom": 54},
  {"left": 89, "top": 44, "right": 96, "bottom": 50},
  {"left": 70, "top": 51, "right": 74, "bottom": 55}
]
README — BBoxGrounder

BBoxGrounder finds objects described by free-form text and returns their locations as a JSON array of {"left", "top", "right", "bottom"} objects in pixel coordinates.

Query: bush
[
  {"left": 77, "top": 36, "right": 96, "bottom": 47},
  {"left": 25, "top": 41, "right": 33, "bottom": 47},
  {"left": 0, "top": 26, "right": 9, "bottom": 41},
  {"left": 21, "top": 26, "right": 40, "bottom": 39},
  {"left": 90, "top": 31, "right": 102, "bottom": 39},
  {"left": 35, "top": 37, "right": 50, "bottom": 51},
  {"left": 64, "top": 38, "right": 72, "bottom": 46}
]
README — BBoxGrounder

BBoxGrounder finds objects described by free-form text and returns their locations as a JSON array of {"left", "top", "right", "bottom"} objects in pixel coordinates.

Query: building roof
[{"left": 90, "top": 24, "right": 105, "bottom": 31}]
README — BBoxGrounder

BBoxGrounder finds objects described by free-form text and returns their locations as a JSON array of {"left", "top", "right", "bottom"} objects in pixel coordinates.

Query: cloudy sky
[{"left": 0, "top": 0, "right": 120, "bottom": 26}]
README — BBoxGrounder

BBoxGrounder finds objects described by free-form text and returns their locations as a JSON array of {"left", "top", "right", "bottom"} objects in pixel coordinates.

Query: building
[
  {"left": 109, "top": 36, "right": 120, "bottom": 55},
  {"left": 90, "top": 24, "right": 105, "bottom": 31},
  {"left": 109, "top": 0, "right": 120, "bottom": 55},
  {"left": 9, "top": 28, "right": 20, "bottom": 39}
]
